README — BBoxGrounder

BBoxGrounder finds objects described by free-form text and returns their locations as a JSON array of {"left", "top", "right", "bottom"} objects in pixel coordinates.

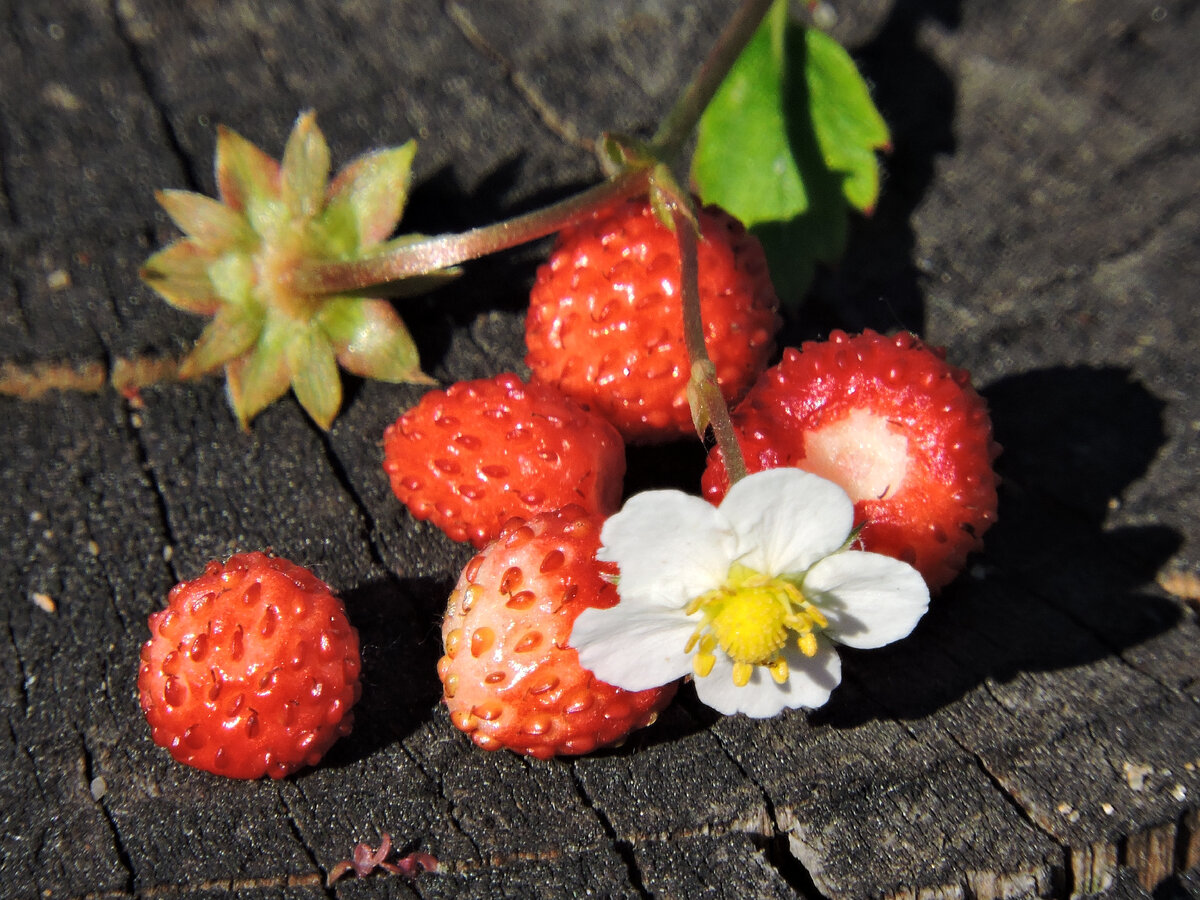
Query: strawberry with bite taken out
[
  {"left": 438, "top": 506, "right": 677, "bottom": 758},
  {"left": 138, "top": 552, "right": 362, "bottom": 779},
  {"left": 383, "top": 374, "right": 626, "bottom": 548},
  {"left": 525, "top": 194, "right": 781, "bottom": 443},
  {"left": 702, "top": 330, "right": 1000, "bottom": 591}
]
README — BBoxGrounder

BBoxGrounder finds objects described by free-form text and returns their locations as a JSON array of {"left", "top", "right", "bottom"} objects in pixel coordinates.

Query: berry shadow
[
  {"left": 815, "top": 365, "right": 1183, "bottom": 728},
  {"left": 321, "top": 574, "right": 454, "bottom": 768},
  {"left": 623, "top": 439, "right": 712, "bottom": 498}
]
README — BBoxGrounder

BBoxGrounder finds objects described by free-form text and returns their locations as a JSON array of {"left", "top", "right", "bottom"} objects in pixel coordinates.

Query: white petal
[
  {"left": 570, "top": 605, "right": 696, "bottom": 692},
  {"left": 780, "top": 638, "right": 844, "bottom": 707},
  {"left": 691, "top": 640, "right": 842, "bottom": 718},
  {"left": 804, "top": 551, "right": 930, "bottom": 649},
  {"left": 598, "top": 490, "right": 734, "bottom": 610},
  {"left": 719, "top": 469, "right": 855, "bottom": 576}
]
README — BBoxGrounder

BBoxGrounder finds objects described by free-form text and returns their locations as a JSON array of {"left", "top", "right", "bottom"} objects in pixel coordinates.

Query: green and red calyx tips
[{"left": 141, "top": 112, "right": 448, "bottom": 430}]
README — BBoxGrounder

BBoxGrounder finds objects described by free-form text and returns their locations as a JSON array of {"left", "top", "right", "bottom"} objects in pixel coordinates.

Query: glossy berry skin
[
  {"left": 438, "top": 507, "right": 677, "bottom": 759},
  {"left": 525, "top": 195, "right": 781, "bottom": 443},
  {"left": 383, "top": 374, "right": 626, "bottom": 548},
  {"left": 138, "top": 552, "right": 361, "bottom": 779},
  {"left": 702, "top": 330, "right": 1000, "bottom": 591}
]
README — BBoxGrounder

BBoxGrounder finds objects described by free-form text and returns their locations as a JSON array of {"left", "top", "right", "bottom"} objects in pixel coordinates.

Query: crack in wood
[
  {"left": 80, "top": 732, "right": 137, "bottom": 895},
  {"left": 444, "top": 0, "right": 593, "bottom": 153},
  {"left": 108, "top": 0, "right": 203, "bottom": 193},
  {"left": 566, "top": 759, "right": 671, "bottom": 899},
  {"left": 703, "top": 715, "right": 827, "bottom": 897},
  {"left": 396, "top": 733, "right": 488, "bottom": 866}
]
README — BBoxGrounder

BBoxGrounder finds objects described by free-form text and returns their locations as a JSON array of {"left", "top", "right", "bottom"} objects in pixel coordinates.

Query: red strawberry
[
  {"left": 702, "top": 330, "right": 1000, "bottom": 591},
  {"left": 138, "top": 552, "right": 362, "bottom": 779},
  {"left": 525, "top": 195, "right": 781, "bottom": 444},
  {"left": 383, "top": 373, "right": 626, "bottom": 548},
  {"left": 438, "top": 506, "right": 676, "bottom": 759}
]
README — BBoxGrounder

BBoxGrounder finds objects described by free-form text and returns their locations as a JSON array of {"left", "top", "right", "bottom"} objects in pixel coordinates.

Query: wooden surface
[{"left": 2, "top": 1, "right": 1198, "bottom": 897}]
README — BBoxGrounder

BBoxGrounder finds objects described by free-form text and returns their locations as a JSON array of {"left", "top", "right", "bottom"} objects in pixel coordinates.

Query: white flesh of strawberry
[{"left": 801, "top": 408, "right": 909, "bottom": 503}]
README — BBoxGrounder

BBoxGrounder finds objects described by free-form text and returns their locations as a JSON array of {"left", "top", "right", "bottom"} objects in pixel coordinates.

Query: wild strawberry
[
  {"left": 438, "top": 506, "right": 677, "bottom": 758},
  {"left": 524, "top": 195, "right": 781, "bottom": 443},
  {"left": 702, "top": 330, "right": 1000, "bottom": 591},
  {"left": 383, "top": 373, "right": 626, "bottom": 548},
  {"left": 138, "top": 552, "right": 362, "bottom": 779}
]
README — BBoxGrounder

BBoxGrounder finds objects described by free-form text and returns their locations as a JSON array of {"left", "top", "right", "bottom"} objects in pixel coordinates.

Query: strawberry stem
[
  {"left": 295, "top": 169, "right": 649, "bottom": 295},
  {"left": 667, "top": 196, "right": 748, "bottom": 485},
  {"left": 650, "top": 0, "right": 779, "bottom": 163},
  {"left": 296, "top": 0, "right": 777, "bottom": 298}
]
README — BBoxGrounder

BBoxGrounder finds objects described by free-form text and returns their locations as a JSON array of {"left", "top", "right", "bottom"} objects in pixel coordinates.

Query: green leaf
[
  {"left": 286, "top": 326, "right": 342, "bottom": 430},
  {"left": 322, "top": 140, "right": 417, "bottom": 252},
  {"left": 805, "top": 29, "right": 890, "bottom": 214},
  {"left": 281, "top": 111, "right": 331, "bottom": 221},
  {"left": 317, "top": 297, "right": 433, "bottom": 384},
  {"left": 691, "top": 2, "right": 889, "bottom": 307},
  {"left": 691, "top": 2, "right": 803, "bottom": 228}
]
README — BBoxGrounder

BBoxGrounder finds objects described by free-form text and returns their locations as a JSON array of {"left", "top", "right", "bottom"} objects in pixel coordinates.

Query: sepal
[
  {"left": 142, "top": 113, "right": 436, "bottom": 429},
  {"left": 225, "top": 317, "right": 292, "bottom": 429},
  {"left": 139, "top": 242, "right": 222, "bottom": 315},
  {"left": 318, "top": 297, "right": 433, "bottom": 385}
]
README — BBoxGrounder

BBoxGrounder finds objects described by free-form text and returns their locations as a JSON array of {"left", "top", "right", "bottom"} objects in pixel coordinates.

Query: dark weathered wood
[{"left": 2, "top": 1, "right": 1198, "bottom": 898}]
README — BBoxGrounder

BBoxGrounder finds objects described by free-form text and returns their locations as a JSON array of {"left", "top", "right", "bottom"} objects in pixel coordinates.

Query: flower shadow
[{"left": 816, "top": 364, "right": 1183, "bottom": 727}]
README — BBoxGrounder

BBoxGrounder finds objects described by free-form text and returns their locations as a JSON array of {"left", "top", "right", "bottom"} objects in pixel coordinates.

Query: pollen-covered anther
[
  {"left": 690, "top": 634, "right": 717, "bottom": 678},
  {"left": 686, "top": 564, "right": 826, "bottom": 685},
  {"left": 732, "top": 661, "right": 754, "bottom": 687},
  {"left": 797, "top": 632, "right": 818, "bottom": 658}
]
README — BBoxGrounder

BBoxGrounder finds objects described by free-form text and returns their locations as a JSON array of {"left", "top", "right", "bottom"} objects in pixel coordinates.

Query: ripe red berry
[
  {"left": 438, "top": 506, "right": 677, "bottom": 759},
  {"left": 138, "top": 552, "right": 362, "bottom": 779},
  {"left": 525, "top": 195, "right": 781, "bottom": 443},
  {"left": 702, "top": 330, "right": 1000, "bottom": 591},
  {"left": 383, "top": 373, "right": 626, "bottom": 548}
]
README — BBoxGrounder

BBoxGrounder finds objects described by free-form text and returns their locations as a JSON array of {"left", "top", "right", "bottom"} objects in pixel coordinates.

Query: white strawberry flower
[{"left": 570, "top": 468, "right": 930, "bottom": 718}]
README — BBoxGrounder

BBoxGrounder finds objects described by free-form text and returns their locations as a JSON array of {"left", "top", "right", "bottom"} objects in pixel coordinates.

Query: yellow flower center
[{"left": 684, "top": 563, "right": 828, "bottom": 688}]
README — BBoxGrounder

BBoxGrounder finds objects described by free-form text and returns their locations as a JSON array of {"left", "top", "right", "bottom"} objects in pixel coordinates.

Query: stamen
[
  {"left": 683, "top": 565, "right": 828, "bottom": 690},
  {"left": 732, "top": 661, "right": 753, "bottom": 687},
  {"left": 797, "top": 632, "right": 818, "bottom": 657}
]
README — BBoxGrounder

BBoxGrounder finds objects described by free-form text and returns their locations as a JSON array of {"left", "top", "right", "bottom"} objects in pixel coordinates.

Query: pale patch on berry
[{"left": 801, "top": 408, "right": 909, "bottom": 503}]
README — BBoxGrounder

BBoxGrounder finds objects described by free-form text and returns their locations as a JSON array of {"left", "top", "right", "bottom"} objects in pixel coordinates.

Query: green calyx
[{"left": 140, "top": 111, "right": 444, "bottom": 430}]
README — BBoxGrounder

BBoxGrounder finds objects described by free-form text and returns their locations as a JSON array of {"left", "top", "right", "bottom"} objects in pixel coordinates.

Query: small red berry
[
  {"left": 439, "top": 507, "right": 677, "bottom": 758},
  {"left": 383, "top": 373, "right": 626, "bottom": 548},
  {"left": 525, "top": 195, "right": 781, "bottom": 443},
  {"left": 138, "top": 552, "right": 362, "bottom": 779},
  {"left": 702, "top": 330, "right": 1000, "bottom": 591}
]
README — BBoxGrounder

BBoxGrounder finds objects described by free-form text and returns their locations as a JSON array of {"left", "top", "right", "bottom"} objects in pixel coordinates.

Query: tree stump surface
[{"left": 1, "top": 1, "right": 1198, "bottom": 898}]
